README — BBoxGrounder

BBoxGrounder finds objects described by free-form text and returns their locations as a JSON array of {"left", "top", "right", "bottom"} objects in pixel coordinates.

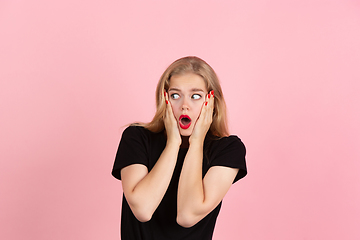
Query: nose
[{"left": 181, "top": 98, "right": 190, "bottom": 111}]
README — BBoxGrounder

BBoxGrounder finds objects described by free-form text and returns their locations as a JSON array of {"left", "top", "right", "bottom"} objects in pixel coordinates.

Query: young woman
[{"left": 112, "top": 56, "right": 247, "bottom": 240}]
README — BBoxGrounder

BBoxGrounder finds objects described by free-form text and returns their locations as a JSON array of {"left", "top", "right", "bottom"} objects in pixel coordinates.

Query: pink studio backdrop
[{"left": 1, "top": 0, "right": 359, "bottom": 239}]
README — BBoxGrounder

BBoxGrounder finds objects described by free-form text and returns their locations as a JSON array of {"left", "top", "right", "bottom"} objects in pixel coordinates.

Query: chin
[
  {"left": 179, "top": 127, "right": 193, "bottom": 136},
  {"left": 180, "top": 132, "right": 191, "bottom": 136}
]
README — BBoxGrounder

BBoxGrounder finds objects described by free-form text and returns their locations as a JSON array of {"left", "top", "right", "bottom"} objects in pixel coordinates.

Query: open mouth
[{"left": 179, "top": 115, "right": 192, "bottom": 129}]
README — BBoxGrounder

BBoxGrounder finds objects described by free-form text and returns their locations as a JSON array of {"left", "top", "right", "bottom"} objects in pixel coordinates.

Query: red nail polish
[
  {"left": 164, "top": 91, "right": 166, "bottom": 97},
  {"left": 208, "top": 93, "right": 211, "bottom": 98},
  {"left": 210, "top": 90, "right": 214, "bottom": 96},
  {"left": 166, "top": 100, "right": 169, "bottom": 104},
  {"left": 205, "top": 102, "right": 208, "bottom": 106}
]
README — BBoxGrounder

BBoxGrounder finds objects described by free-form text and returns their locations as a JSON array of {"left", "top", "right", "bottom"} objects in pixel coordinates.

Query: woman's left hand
[{"left": 189, "top": 91, "right": 214, "bottom": 144}]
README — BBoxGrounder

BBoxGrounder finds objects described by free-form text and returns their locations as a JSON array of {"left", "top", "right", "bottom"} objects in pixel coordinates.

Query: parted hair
[{"left": 137, "top": 56, "right": 229, "bottom": 137}]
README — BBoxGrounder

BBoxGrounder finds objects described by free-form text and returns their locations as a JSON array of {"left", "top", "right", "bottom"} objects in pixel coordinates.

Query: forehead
[{"left": 169, "top": 73, "right": 207, "bottom": 91}]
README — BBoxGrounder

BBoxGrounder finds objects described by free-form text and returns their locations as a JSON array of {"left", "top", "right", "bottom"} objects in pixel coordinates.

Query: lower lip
[{"left": 179, "top": 121, "right": 191, "bottom": 129}]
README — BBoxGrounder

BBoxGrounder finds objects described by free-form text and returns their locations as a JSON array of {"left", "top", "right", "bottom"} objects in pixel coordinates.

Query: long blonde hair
[{"left": 138, "top": 56, "right": 229, "bottom": 137}]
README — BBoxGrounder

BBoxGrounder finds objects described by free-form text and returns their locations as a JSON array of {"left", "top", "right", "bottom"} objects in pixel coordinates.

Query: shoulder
[
  {"left": 121, "top": 125, "right": 152, "bottom": 140},
  {"left": 205, "top": 134, "right": 247, "bottom": 182},
  {"left": 122, "top": 125, "right": 147, "bottom": 136},
  {"left": 121, "top": 125, "right": 165, "bottom": 147},
  {"left": 221, "top": 135, "right": 245, "bottom": 147},
  {"left": 113, "top": 125, "right": 158, "bottom": 180},
  {"left": 208, "top": 135, "right": 246, "bottom": 156}
]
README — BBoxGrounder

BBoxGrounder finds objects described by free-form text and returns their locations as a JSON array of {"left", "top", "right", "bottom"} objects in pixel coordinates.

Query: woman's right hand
[
  {"left": 121, "top": 93, "right": 182, "bottom": 221},
  {"left": 164, "top": 91, "right": 182, "bottom": 146}
]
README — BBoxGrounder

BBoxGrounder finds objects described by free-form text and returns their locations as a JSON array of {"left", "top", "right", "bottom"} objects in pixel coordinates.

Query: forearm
[
  {"left": 123, "top": 141, "right": 179, "bottom": 221},
  {"left": 177, "top": 141, "right": 206, "bottom": 225}
]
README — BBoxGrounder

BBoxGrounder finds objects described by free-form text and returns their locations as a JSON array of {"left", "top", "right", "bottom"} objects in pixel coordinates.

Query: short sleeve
[
  {"left": 111, "top": 126, "right": 149, "bottom": 180},
  {"left": 210, "top": 136, "right": 247, "bottom": 183}
]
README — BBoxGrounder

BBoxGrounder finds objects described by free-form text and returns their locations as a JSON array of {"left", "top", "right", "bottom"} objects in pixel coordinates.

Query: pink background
[{"left": 1, "top": 0, "right": 360, "bottom": 239}]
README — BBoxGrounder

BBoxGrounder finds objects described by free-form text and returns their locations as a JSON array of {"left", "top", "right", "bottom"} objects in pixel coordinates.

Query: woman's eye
[
  {"left": 192, "top": 94, "right": 202, "bottom": 100},
  {"left": 171, "top": 93, "right": 180, "bottom": 99}
]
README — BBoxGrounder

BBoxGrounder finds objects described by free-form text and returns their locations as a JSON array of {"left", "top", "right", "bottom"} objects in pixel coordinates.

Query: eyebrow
[{"left": 168, "top": 87, "right": 205, "bottom": 92}]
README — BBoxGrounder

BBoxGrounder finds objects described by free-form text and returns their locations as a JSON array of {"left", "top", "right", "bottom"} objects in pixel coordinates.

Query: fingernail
[
  {"left": 164, "top": 91, "right": 166, "bottom": 97},
  {"left": 208, "top": 93, "right": 211, "bottom": 98},
  {"left": 166, "top": 100, "right": 169, "bottom": 104},
  {"left": 210, "top": 90, "right": 214, "bottom": 96},
  {"left": 205, "top": 102, "right": 208, "bottom": 106}
]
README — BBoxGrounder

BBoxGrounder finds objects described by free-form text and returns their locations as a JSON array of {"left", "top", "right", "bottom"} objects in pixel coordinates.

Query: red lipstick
[{"left": 179, "top": 115, "right": 192, "bottom": 129}]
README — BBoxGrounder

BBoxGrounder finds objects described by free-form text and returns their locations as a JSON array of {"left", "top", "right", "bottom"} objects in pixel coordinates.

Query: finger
[
  {"left": 164, "top": 90, "right": 177, "bottom": 122},
  {"left": 164, "top": 90, "right": 169, "bottom": 105},
  {"left": 198, "top": 95, "right": 209, "bottom": 120},
  {"left": 203, "top": 92, "right": 212, "bottom": 110},
  {"left": 209, "top": 90, "right": 215, "bottom": 111},
  {"left": 165, "top": 91, "right": 174, "bottom": 114},
  {"left": 165, "top": 90, "right": 174, "bottom": 114},
  {"left": 205, "top": 91, "right": 214, "bottom": 121},
  {"left": 205, "top": 92, "right": 210, "bottom": 107},
  {"left": 163, "top": 90, "right": 170, "bottom": 121}
]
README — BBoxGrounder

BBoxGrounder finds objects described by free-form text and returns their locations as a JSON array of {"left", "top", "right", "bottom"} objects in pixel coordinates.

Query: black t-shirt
[{"left": 112, "top": 125, "right": 247, "bottom": 240}]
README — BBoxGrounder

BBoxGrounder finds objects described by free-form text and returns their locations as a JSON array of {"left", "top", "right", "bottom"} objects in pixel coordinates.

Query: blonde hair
[{"left": 138, "top": 56, "right": 229, "bottom": 137}]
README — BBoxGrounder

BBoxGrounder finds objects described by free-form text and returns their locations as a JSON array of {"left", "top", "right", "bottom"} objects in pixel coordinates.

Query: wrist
[
  {"left": 188, "top": 137, "right": 204, "bottom": 148},
  {"left": 166, "top": 138, "right": 182, "bottom": 148}
]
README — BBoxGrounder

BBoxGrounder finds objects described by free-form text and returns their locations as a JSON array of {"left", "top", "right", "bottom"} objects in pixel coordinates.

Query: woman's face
[{"left": 168, "top": 73, "right": 208, "bottom": 136}]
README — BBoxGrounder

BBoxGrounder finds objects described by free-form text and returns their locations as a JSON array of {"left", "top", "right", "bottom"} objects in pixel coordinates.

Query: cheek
[
  {"left": 193, "top": 103, "right": 204, "bottom": 118},
  {"left": 168, "top": 99, "right": 176, "bottom": 108},
  {"left": 169, "top": 101, "right": 180, "bottom": 117}
]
